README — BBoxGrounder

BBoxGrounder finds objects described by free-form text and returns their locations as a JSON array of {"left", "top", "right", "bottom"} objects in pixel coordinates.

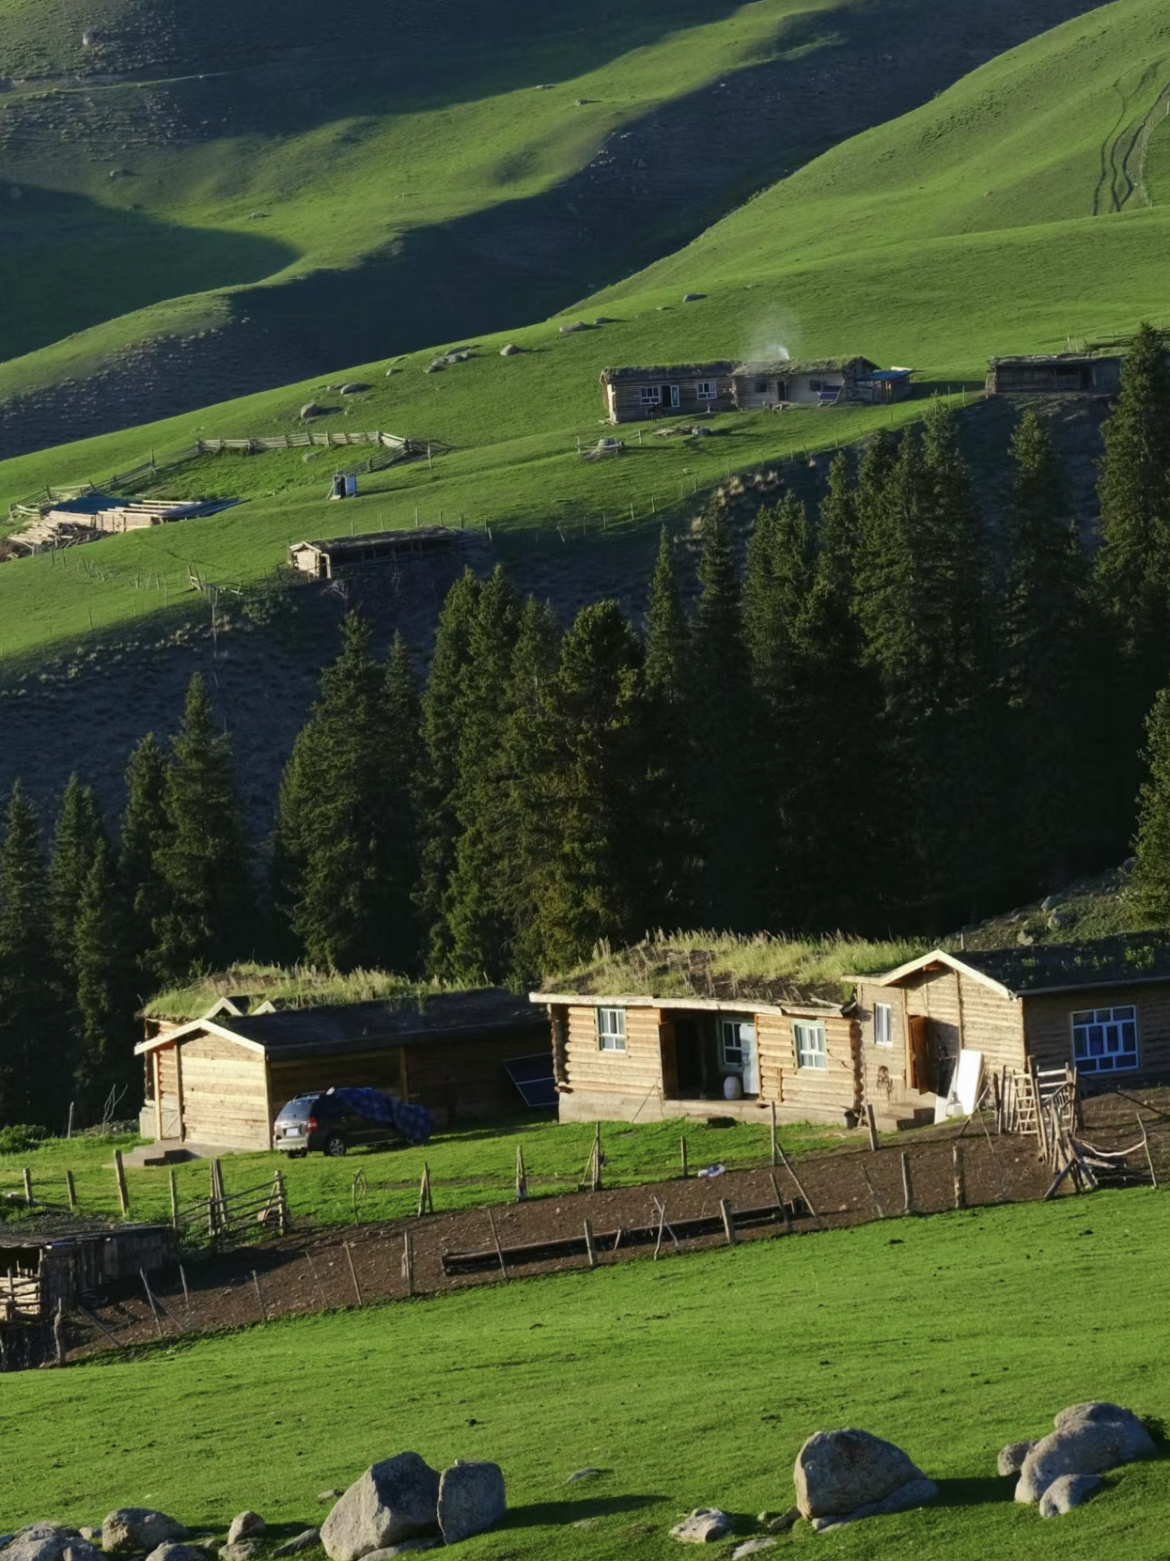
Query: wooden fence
[{"left": 173, "top": 1162, "right": 290, "bottom": 1252}]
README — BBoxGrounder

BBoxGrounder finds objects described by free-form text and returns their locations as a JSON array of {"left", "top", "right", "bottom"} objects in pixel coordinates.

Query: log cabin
[
  {"left": 0, "top": 1225, "right": 176, "bottom": 1322},
  {"left": 288, "top": 526, "right": 460, "bottom": 579},
  {"left": 599, "top": 357, "right": 911, "bottom": 423},
  {"left": 985, "top": 353, "right": 1123, "bottom": 395},
  {"left": 135, "top": 989, "right": 550, "bottom": 1150},
  {"left": 853, "top": 937, "right": 1170, "bottom": 1127},
  {"left": 529, "top": 989, "right": 861, "bottom": 1126}
]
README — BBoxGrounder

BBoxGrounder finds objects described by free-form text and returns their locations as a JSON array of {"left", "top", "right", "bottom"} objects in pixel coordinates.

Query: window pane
[{"left": 1072, "top": 1011, "right": 1091, "bottom": 1025}]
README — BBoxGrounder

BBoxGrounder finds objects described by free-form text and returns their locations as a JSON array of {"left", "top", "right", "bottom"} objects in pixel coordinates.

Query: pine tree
[
  {"left": 48, "top": 775, "right": 108, "bottom": 989},
  {"left": 642, "top": 529, "right": 698, "bottom": 930},
  {"left": 153, "top": 673, "right": 254, "bottom": 982},
  {"left": 1131, "top": 683, "right": 1170, "bottom": 923},
  {"left": 418, "top": 569, "right": 482, "bottom": 972},
  {"left": 644, "top": 527, "right": 690, "bottom": 708},
  {"left": 73, "top": 839, "right": 138, "bottom": 1119},
  {"left": 818, "top": 450, "right": 859, "bottom": 587},
  {"left": 1096, "top": 322, "right": 1170, "bottom": 661},
  {"left": 523, "top": 601, "right": 655, "bottom": 973},
  {"left": 1002, "top": 408, "right": 1093, "bottom": 885},
  {"left": 0, "top": 784, "right": 62, "bottom": 1126},
  {"left": 441, "top": 568, "right": 522, "bottom": 982},
  {"left": 119, "top": 732, "right": 171, "bottom": 987},
  {"left": 276, "top": 615, "right": 421, "bottom": 972},
  {"left": 691, "top": 506, "right": 755, "bottom": 930}
]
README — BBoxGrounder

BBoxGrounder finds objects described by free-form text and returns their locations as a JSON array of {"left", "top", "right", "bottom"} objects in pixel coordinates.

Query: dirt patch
[{"left": 56, "top": 1092, "right": 1168, "bottom": 1362}]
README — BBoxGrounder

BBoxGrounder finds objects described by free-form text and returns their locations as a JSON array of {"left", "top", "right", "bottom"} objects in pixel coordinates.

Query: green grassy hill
[
  {"left": 3, "top": 1188, "right": 1169, "bottom": 1557},
  {"left": 0, "top": 0, "right": 1110, "bottom": 451}
]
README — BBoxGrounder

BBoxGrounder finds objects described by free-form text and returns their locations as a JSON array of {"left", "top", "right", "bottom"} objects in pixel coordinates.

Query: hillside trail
[
  {"left": 51, "top": 1090, "right": 1167, "bottom": 1364},
  {"left": 1094, "top": 61, "right": 1170, "bottom": 213}
]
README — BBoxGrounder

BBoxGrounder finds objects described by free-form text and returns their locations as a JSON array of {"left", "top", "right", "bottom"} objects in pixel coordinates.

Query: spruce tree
[
  {"left": 0, "top": 784, "right": 62, "bottom": 1126},
  {"left": 1002, "top": 408, "right": 1093, "bottom": 885},
  {"left": 418, "top": 569, "right": 482, "bottom": 972},
  {"left": 644, "top": 527, "right": 690, "bottom": 708},
  {"left": 1132, "top": 684, "right": 1170, "bottom": 923},
  {"left": 73, "top": 839, "right": 138, "bottom": 1119},
  {"left": 48, "top": 775, "right": 107, "bottom": 989},
  {"left": 276, "top": 615, "right": 420, "bottom": 972},
  {"left": 153, "top": 673, "right": 254, "bottom": 982},
  {"left": 1096, "top": 322, "right": 1170, "bottom": 661},
  {"left": 119, "top": 732, "right": 171, "bottom": 987},
  {"left": 690, "top": 506, "right": 755, "bottom": 930},
  {"left": 642, "top": 529, "right": 698, "bottom": 930}
]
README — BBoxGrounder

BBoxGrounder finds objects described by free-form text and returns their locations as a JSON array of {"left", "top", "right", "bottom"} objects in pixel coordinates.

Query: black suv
[{"left": 273, "top": 1088, "right": 405, "bottom": 1158}]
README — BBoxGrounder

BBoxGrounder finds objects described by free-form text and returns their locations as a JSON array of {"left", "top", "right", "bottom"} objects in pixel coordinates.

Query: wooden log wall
[
  {"left": 1023, "top": 982, "right": 1170, "bottom": 1077},
  {"left": 179, "top": 1033, "right": 270, "bottom": 1150},
  {"left": 756, "top": 1012, "right": 859, "bottom": 1118},
  {"left": 563, "top": 1005, "right": 663, "bottom": 1098}
]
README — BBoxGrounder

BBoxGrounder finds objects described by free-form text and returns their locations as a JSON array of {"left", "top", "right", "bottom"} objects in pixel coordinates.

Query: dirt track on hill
[{"left": 55, "top": 1091, "right": 1168, "bottom": 1364}]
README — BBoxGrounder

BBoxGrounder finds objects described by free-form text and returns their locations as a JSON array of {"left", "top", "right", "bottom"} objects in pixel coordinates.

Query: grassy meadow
[
  {"left": 2, "top": 1188, "right": 1169, "bottom": 1557},
  {"left": 0, "top": 1115, "right": 855, "bottom": 1233}
]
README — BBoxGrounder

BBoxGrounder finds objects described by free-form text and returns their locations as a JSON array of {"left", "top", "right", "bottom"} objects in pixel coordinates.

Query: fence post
[
  {"left": 952, "top": 1144, "right": 966, "bottom": 1209},
  {"left": 344, "top": 1242, "right": 363, "bottom": 1307},
  {"left": 402, "top": 1232, "right": 415, "bottom": 1297},
  {"left": 865, "top": 1103, "right": 880, "bottom": 1152},
  {"left": 113, "top": 1150, "right": 129, "bottom": 1216},
  {"left": 591, "top": 1124, "right": 602, "bottom": 1192},
  {"left": 169, "top": 1169, "right": 179, "bottom": 1228},
  {"left": 515, "top": 1146, "right": 527, "bottom": 1202},
  {"left": 583, "top": 1219, "right": 598, "bottom": 1269},
  {"left": 770, "top": 1103, "right": 779, "bottom": 1167},
  {"left": 719, "top": 1199, "right": 738, "bottom": 1246},
  {"left": 900, "top": 1152, "right": 915, "bottom": 1215},
  {"left": 680, "top": 1135, "right": 689, "bottom": 1179},
  {"left": 65, "top": 1170, "right": 77, "bottom": 1214},
  {"left": 21, "top": 1168, "right": 32, "bottom": 1205}
]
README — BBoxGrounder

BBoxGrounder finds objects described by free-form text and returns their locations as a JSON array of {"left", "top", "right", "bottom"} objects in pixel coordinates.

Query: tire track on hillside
[{"left": 1095, "top": 62, "right": 1169, "bottom": 212}]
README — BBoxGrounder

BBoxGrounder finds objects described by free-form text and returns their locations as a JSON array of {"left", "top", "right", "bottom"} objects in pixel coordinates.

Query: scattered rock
[
  {"left": 316, "top": 1494, "right": 342, "bottom": 1505},
  {"left": 564, "top": 1469, "right": 603, "bottom": 1483},
  {"left": 425, "top": 362, "right": 444, "bottom": 374},
  {"left": 682, "top": 293, "right": 703, "bottom": 302},
  {"left": 795, "top": 1429, "right": 936, "bottom": 1527},
  {"left": 765, "top": 1509, "right": 799, "bottom": 1534},
  {"left": 271, "top": 1534, "right": 319, "bottom": 1557},
  {"left": 669, "top": 1509, "right": 733, "bottom": 1543},
  {"left": 1039, "top": 1473, "right": 1101, "bottom": 1516},
  {"left": 338, "top": 384, "right": 369, "bottom": 396},
  {"left": 77, "top": 1536, "right": 100, "bottom": 1547},
  {"left": 437, "top": 1461, "right": 505, "bottom": 1544},
  {"left": 1041, "top": 894, "right": 1061, "bottom": 912},
  {"left": 221, "top": 1543, "right": 262, "bottom": 1561},
  {"left": 144, "top": 1545, "right": 204, "bottom": 1561},
  {"left": 499, "top": 344, "right": 520, "bottom": 356},
  {"left": 1, "top": 1526, "right": 103, "bottom": 1561},
  {"left": 558, "top": 321, "right": 590, "bottom": 334},
  {"left": 359, "top": 1545, "right": 441, "bottom": 1560},
  {"left": 1047, "top": 911, "right": 1069, "bottom": 930},
  {"left": 226, "top": 1518, "right": 264, "bottom": 1548},
  {"left": 1017, "top": 928, "right": 1035, "bottom": 946},
  {"left": 103, "top": 1514, "right": 187, "bottom": 1555},
  {"left": 732, "top": 1542, "right": 775, "bottom": 1559},
  {"left": 300, "top": 403, "right": 324, "bottom": 420},
  {"left": 997, "top": 1440, "right": 1035, "bottom": 1477},
  {"left": 690, "top": 425, "right": 711, "bottom": 436},
  {"left": 1015, "top": 1404, "right": 1155, "bottom": 1504},
  {"left": 320, "top": 1455, "right": 441, "bottom": 1560}
]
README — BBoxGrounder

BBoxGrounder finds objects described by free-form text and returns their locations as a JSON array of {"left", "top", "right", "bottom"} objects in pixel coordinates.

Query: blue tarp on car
[{"left": 330, "top": 1087, "right": 433, "bottom": 1146}]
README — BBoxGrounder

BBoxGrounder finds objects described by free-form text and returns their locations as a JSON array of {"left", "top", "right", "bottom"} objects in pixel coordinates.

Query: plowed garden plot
[{"left": 58, "top": 1093, "right": 1170, "bottom": 1362}]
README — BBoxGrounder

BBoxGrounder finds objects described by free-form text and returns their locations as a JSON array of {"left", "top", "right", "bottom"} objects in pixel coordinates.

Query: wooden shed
[
  {"left": 0, "top": 1224, "right": 176, "bottom": 1321},
  {"left": 288, "top": 527, "right": 460, "bottom": 579},
  {"left": 134, "top": 989, "right": 549, "bottom": 1150},
  {"left": 985, "top": 353, "right": 1123, "bottom": 395},
  {"left": 530, "top": 991, "right": 860, "bottom": 1126},
  {"left": 853, "top": 936, "right": 1170, "bottom": 1127}
]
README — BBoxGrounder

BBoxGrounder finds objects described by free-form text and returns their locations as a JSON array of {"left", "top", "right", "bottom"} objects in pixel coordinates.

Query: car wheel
[{"left": 323, "top": 1132, "right": 347, "bottom": 1158}]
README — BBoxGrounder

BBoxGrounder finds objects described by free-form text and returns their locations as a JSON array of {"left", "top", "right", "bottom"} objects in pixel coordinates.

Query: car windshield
[{"left": 276, "top": 1096, "right": 319, "bottom": 1119}]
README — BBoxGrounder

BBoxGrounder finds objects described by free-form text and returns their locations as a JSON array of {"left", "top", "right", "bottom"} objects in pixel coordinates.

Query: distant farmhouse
[
  {"left": 532, "top": 935, "right": 1170, "bottom": 1131},
  {"left": 986, "top": 352, "right": 1123, "bottom": 395},
  {"left": 599, "top": 356, "right": 912, "bottom": 423},
  {"left": 288, "top": 526, "right": 462, "bottom": 580}
]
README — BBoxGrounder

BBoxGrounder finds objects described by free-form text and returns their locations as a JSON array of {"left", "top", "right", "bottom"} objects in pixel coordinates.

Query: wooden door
[
  {"left": 659, "top": 1021, "right": 679, "bottom": 1099},
  {"left": 156, "top": 1045, "right": 183, "bottom": 1139},
  {"left": 908, "top": 1016, "right": 932, "bottom": 1094}
]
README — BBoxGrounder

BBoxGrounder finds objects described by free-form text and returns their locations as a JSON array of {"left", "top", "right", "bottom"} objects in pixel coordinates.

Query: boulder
[
  {"left": 225, "top": 1518, "right": 264, "bottom": 1547},
  {"left": 271, "top": 1534, "right": 319, "bottom": 1557},
  {"left": 103, "top": 1514, "right": 187, "bottom": 1555},
  {"left": 808, "top": 1477, "right": 938, "bottom": 1532},
  {"left": 564, "top": 1469, "right": 602, "bottom": 1483},
  {"left": 437, "top": 1461, "right": 505, "bottom": 1544},
  {"left": 669, "top": 1510, "right": 732, "bottom": 1543},
  {"left": 765, "top": 1510, "right": 799, "bottom": 1535},
  {"left": 300, "top": 403, "right": 324, "bottom": 420},
  {"left": 359, "top": 1545, "right": 441, "bottom": 1560},
  {"left": 1015, "top": 1404, "right": 1155, "bottom": 1503},
  {"left": 338, "top": 384, "right": 368, "bottom": 396},
  {"left": 794, "top": 1429, "right": 932, "bottom": 1522},
  {"left": 682, "top": 293, "right": 704, "bottom": 303},
  {"left": 1039, "top": 1473, "right": 1101, "bottom": 1517},
  {"left": 1, "top": 1526, "right": 103, "bottom": 1561},
  {"left": 731, "top": 1543, "right": 775, "bottom": 1559},
  {"left": 320, "top": 1455, "right": 440, "bottom": 1560},
  {"left": 221, "top": 1544, "right": 262, "bottom": 1561},
  {"left": 558, "top": 321, "right": 590, "bottom": 334},
  {"left": 997, "top": 1440, "right": 1035, "bottom": 1476},
  {"left": 145, "top": 1546, "right": 205, "bottom": 1561},
  {"left": 499, "top": 345, "right": 520, "bottom": 356}
]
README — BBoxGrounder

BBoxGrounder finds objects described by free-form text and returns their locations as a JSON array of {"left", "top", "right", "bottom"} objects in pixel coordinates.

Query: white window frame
[
  {"left": 1071, "top": 1005, "right": 1138, "bottom": 1075},
  {"left": 639, "top": 386, "right": 662, "bottom": 406},
  {"left": 597, "top": 1007, "right": 627, "bottom": 1052},
  {"left": 719, "top": 1019, "right": 746, "bottom": 1071},
  {"left": 696, "top": 380, "right": 716, "bottom": 401},
  {"left": 794, "top": 1020, "right": 827, "bottom": 1071},
  {"left": 874, "top": 1003, "right": 893, "bottom": 1047}
]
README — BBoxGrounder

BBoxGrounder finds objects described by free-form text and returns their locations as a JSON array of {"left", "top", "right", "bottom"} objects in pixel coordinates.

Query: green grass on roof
[{"left": 142, "top": 963, "right": 436, "bottom": 1021}]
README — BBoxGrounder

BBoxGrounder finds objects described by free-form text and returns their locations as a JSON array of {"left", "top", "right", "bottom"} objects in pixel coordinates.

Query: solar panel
[{"left": 504, "top": 1054, "right": 558, "bottom": 1109}]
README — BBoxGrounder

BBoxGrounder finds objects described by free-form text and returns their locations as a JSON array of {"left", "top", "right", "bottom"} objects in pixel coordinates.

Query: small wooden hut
[
  {"left": 0, "top": 1225, "right": 176, "bottom": 1321},
  {"left": 288, "top": 527, "right": 460, "bottom": 580}
]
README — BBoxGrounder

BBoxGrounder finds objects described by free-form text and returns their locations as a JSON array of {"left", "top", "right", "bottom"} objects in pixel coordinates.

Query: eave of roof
[
  {"left": 851, "top": 949, "right": 1016, "bottom": 999},
  {"left": 530, "top": 991, "right": 846, "bottom": 1017}
]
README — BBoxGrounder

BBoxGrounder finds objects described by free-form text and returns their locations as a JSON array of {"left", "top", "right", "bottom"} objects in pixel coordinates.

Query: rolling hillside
[{"left": 0, "top": 0, "right": 1108, "bottom": 452}]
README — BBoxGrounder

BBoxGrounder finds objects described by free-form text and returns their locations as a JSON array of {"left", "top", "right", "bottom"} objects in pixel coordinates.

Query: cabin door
[
  {"left": 661, "top": 384, "right": 680, "bottom": 409},
  {"left": 156, "top": 1044, "right": 183, "bottom": 1139},
  {"left": 659, "top": 1020, "right": 679, "bottom": 1099},
  {"left": 908, "top": 1016, "right": 932, "bottom": 1094}
]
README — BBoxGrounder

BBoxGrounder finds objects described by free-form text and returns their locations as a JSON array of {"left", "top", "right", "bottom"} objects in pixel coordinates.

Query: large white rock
[
  {"left": 808, "top": 1477, "right": 939, "bottom": 1532},
  {"left": 320, "top": 1456, "right": 440, "bottom": 1561},
  {"left": 1, "top": 1526, "right": 102, "bottom": 1561},
  {"left": 794, "top": 1429, "right": 934, "bottom": 1522},
  {"left": 225, "top": 1517, "right": 264, "bottom": 1548},
  {"left": 996, "top": 1440, "right": 1035, "bottom": 1477},
  {"left": 669, "top": 1510, "right": 733, "bottom": 1543},
  {"left": 436, "top": 1461, "right": 505, "bottom": 1544},
  {"left": 103, "top": 1513, "right": 187, "bottom": 1555},
  {"left": 1015, "top": 1404, "right": 1155, "bottom": 1504}
]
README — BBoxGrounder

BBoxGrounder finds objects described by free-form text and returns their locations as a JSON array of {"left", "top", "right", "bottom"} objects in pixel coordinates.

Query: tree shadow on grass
[
  {"left": 932, "top": 1475, "right": 1015, "bottom": 1509},
  {"left": 504, "top": 1493, "right": 666, "bottom": 1529}
]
